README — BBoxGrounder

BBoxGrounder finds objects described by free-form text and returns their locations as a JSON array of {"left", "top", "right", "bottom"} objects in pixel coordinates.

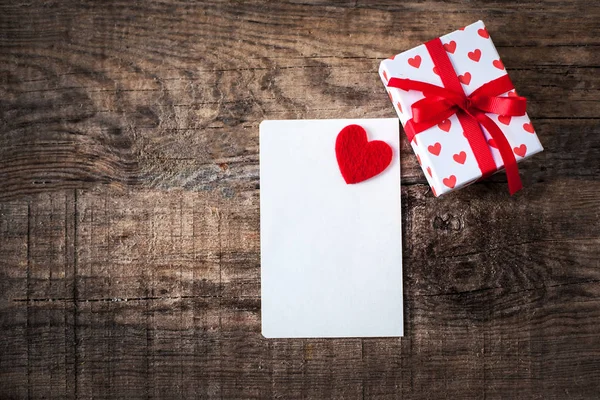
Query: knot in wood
[{"left": 432, "top": 213, "right": 463, "bottom": 231}]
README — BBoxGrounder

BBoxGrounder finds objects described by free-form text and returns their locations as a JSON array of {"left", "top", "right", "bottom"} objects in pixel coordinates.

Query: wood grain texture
[{"left": 0, "top": 0, "right": 599, "bottom": 399}]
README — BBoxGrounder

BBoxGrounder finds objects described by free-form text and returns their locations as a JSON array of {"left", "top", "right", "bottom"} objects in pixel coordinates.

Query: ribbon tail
[
  {"left": 476, "top": 113, "right": 523, "bottom": 195},
  {"left": 457, "top": 112, "right": 497, "bottom": 177}
]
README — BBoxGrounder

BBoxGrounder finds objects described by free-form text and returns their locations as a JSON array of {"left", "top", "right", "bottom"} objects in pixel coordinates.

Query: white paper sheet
[{"left": 260, "top": 118, "right": 403, "bottom": 338}]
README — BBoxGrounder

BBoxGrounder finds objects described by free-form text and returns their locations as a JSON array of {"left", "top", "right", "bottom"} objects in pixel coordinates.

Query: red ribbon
[{"left": 387, "top": 38, "right": 528, "bottom": 194}]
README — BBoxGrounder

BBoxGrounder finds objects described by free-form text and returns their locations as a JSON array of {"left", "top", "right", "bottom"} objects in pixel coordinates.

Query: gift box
[{"left": 379, "top": 20, "right": 543, "bottom": 196}]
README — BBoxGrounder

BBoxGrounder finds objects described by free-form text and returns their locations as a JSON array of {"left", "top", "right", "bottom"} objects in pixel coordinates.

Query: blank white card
[{"left": 260, "top": 119, "right": 403, "bottom": 338}]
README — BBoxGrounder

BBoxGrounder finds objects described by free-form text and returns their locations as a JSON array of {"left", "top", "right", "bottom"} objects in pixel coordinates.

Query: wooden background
[{"left": 1, "top": 0, "right": 599, "bottom": 398}]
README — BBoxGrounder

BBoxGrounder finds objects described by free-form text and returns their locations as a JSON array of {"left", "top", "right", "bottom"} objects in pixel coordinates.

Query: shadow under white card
[{"left": 260, "top": 118, "right": 403, "bottom": 338}]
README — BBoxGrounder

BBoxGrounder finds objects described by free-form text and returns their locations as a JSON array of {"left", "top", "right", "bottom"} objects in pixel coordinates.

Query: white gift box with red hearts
[{"left": 379, "top": 20, "right": 543, "bottom": 196}]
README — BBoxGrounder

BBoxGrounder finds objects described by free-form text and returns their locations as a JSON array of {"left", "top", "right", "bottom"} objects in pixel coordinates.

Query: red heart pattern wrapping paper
[{"left": 380, "top": 20, "right": 543, "bottom": 196}]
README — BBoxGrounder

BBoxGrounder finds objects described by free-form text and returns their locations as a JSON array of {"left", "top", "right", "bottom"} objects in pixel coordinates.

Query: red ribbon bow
[{"left": 387, "top": 37, "right": 528, "bottom": 194}]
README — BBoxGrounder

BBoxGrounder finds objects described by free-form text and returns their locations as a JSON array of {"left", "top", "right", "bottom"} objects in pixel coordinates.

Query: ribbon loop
[
  {"left": 386, "top": 37, "right": 526, "bottom": 195},
  {"left": 411, "top": 97, "right": 456, "bottom": 124},
  {"left": 469, "top": 94, "right": 527, "bottom": 116}
]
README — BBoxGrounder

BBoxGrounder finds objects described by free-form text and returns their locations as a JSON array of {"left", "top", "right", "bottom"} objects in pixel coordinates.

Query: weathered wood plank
[
  {"left": 1, "top": 182, "right": 599, "bottom": 398},
  {"left": 0, "top": 200, "right": 29, "bottom": 399},
  {"left": 1, "top": 0, "right": 600, "bottom": 399},
  {"left": 1, "top": 1, "right": 599, "bottom": 199},
  {"left": 0, "top": 192, "right": 78, "bottom": 399}
]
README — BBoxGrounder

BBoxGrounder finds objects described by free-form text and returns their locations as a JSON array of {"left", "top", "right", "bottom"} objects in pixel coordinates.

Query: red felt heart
[
  {"left": 514, "top": 144, "right": 527, "bottom": 157},
  {"left": 498, "top": 115, "right": 512, "bottom": 125},
  {"left": 428, "top": 142, "right": 442, "bottom": 156},
  {"left": 488, "top": 138, "right": 498, "bottom": 149},
  {"left": 438, "top": 119, "right": 451, "bottom": 132},
  {"left": 443, "top": 41, "right": 457, "bottom": 54},
  {"left": 335, "top": 124, "right": 393, "bottom": 184},
  {"left": 458, "top": 72, "right": 472, "bottom": 85},
  {"left": 468, "top": 49, "right": 482, "bottom": 62},
  {"left": 408, "top": 55, "right": 422, "bottom": 68},
  {"left": 453, "top": 151, "right": 467, "bottom": 164},
  {"left": 443, "top": 175, "right": 457, "bottom": 188},
  {"left": 493, "top": 59, "right": 504, "bottom": 70},
  {"left": 523, "top": 123, "right": 535, "bottom": 133},
  {"left": 478, "top": 28, "right": 489, "bottom": 38}
]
